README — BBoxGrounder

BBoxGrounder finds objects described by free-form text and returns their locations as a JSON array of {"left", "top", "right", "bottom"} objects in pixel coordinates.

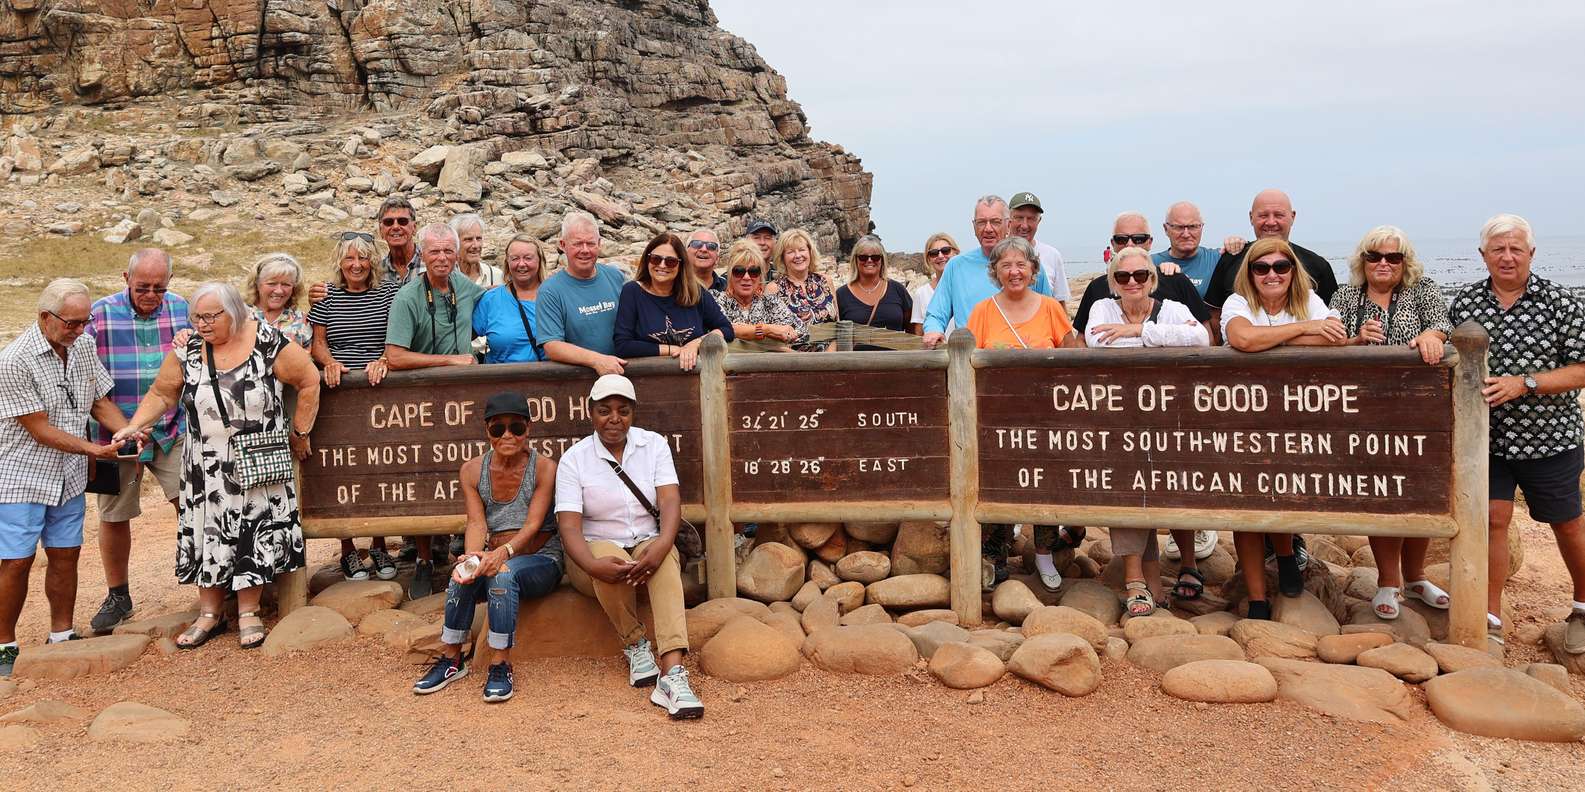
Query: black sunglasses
[
  {"left": 687, "top": 240, "right": 720, "bottom": 252},
  {"left": 731, "top": 266, "right": 763, "bottom": 278},
  {"left": 926, "top": 246, "right": 956, "bottom": 258},
  {"left": 1111, "top": 233, "right": 1152, "bottom": 246},
  {"left": 1111, "top": 270, "right": 1151, "bottom": 285},
  {"left": 380, "top": 216, "right": 412, "bottom": 227},
  {"left": 47, "top": 310, "right": 89, "bottom": 330},
  {"left": 487, "top": 420, "right": 528, "bottom": 438},
  {"left": 1362, "top": 251, "right": 1406, "bottom": 265},
  {"left": 1249, "top": 260, "right": 1295, "bottom": 276},
  {"left": 647, "top": 254, "right": 681, "bottom": 269},
  {"left": 854, "top": 254, "right": 884, "bottom": 264},
  {"left": 338, "top": 231, "right": 375, "bottom": 242}
]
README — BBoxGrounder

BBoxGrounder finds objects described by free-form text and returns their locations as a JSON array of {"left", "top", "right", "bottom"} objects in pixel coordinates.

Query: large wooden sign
[
  {"left": 977, "top": 362, "right": 1453, "bottom": 514},
  {"left": 726, "top": 369, "right": 950, "bottom": 502},
  {"left": 299, "top": 363, "right": 703, "bottom": 519}
]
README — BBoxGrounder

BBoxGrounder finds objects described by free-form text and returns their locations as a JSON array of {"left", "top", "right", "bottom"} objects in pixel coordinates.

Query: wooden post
[
  {"left": 946, "top": 331, "right": 982, "bottom": 626},
  {"left": 697, "top": 333, "right": 736, "bottom": 599},
  {"left": 1448, "top": 321, "right": 1491, "bottom": 649},
  {"left": 277, "top": 568, "right": 310, "bottom": 616}
]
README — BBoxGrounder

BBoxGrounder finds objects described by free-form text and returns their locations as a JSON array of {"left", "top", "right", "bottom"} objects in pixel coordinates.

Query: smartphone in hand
[{"left": 116, "top": 440, "right": 140, "bottom": 459}]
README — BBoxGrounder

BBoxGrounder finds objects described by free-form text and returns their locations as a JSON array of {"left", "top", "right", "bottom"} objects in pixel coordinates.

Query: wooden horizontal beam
[
  {"left": 729, "top": 501, "right": 953, "bottom": 523},
  {"left": 972, "top": 345, "right": 1459, "bottom": 370},
  {"left": 975, "top": 503, "right": 1458, "bottom": 539},
  {"left": 303, "top": 505, "right": 707, "bottom": 540},
  {"left": 723, "top": 349, "right": 947, "bottom": 373}
]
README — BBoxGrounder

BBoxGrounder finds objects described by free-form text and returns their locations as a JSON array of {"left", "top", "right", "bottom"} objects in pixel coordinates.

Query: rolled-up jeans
[{"left": 440, "top": 553, "right": 562, "bottom": 650}]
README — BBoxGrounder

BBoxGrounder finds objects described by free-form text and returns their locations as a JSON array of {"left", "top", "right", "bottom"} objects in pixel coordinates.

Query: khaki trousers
[{"left": 565, "top": 537, "right": 688, "bottom": 656}]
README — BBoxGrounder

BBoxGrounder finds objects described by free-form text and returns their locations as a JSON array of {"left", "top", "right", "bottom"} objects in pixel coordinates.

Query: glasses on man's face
[
  {"left": 647, "top": 254, "right": 681, "bottom": 269},
  {"left": 1111, "top": 233, "right": 1152, "bottom": 246},
  {"left": 972, "top": 218, "right": 1006, "bottom": 230},
  {"left": 1112, "top": 270, "right": 1152, "bottom": 285},
  {"left": 47, "top": 311, "right": 89, "bottom": 330},
  {"left": 731, "top": 266, "right": 762, "bottom": 279},
  {"left": 687, "top": 240, "right": 720, "bottom": 252},
  {"left": 192, "top": 311, "right": 226, "bottom": 326},
  {"left": 1249, "top": 260, "right": 1295, "bottom": 276},
  {"left": 380, "top": 216, "right": 412, "bottom": 228},
  {"left": 926, "top": 246, "right": 956, "bottom": 258},
  {"left": 487, "top": 420, "right": 528, "bottom": 438},
  {"left": 1165, "top": 223, "right": 1203, "bottom": 234},
  {"left": 1362, "top": 251, "right": 1406, "bottom": 265},
  {"left": 854, "top": 254, "right": 884, "bottom": 264},
  {"left": 130, "top": 285, "right": 168, "bottom": 296}
]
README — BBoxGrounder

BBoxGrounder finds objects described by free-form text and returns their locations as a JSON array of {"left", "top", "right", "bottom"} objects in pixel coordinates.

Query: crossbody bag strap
[
  {"left": 990, "top": 296, "right": 1030, "bottom": 349},
  {"left": 605, "top": 458, "right": 660, "bottom": 519},
  {"left": 204, "top": 341, "right": 231, "bottom": 434},
  {"left": 1148, "top": 298, "right": 1163, "bottom": 323},
  {"left": 509, "top": 283, "right": 542, "bottom": 356}
]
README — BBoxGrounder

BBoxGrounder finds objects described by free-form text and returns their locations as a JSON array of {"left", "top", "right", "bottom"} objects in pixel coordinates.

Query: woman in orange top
[{"left": 967, "top": 236, "right": 1080, "bottom": 350}]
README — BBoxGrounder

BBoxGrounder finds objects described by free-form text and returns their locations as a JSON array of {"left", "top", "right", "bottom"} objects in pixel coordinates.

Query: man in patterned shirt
[
  {"left": 83, "top": 249, "right": 190, "bottom": 633},
  {"left": 1448, "top": 214, "right": 1585, "bottom": 654},
  {"left": 0, "top": 280, "right": 128, "bottom": 676}
]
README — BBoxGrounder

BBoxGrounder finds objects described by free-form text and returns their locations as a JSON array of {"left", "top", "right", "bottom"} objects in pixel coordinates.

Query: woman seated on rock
[
  {"left": 412, "top": 392, "right": 563, "bottom": 703},
  {"left": 966, "top": 236, "right": 1080, "bottom": 588},
  {"left": 710, "top": 240, "right": 807, "bottom": 349},
  {"left": 1329, "top": 225, "right": 1454, "bottom": 620},
  {"left": 555, "top": 374, "right": 701, "bottom": 719},
  {"left": 1084, "top": 246, "right": 1211, "bottom": 613},
  {"left": 613, "top": 232, "right": 734, "bottom": 371},
  {"left": 1222, "top": 237, "right": 1347, "bottom": 619},
  {"left": 834, "top": 234, "right": 913, "bottom": 336}
]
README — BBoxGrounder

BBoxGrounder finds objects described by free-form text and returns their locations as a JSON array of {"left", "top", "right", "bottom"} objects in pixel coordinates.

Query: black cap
[
  {"left": 483, "top": 391, "right": 531, "bottom": 420},
  {"left": 746, "top": 218, "right": 778, "bottom": 235}
]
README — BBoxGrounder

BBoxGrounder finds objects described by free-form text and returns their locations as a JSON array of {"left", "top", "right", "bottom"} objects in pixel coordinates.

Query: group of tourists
[{"left": 1, "top": 183, "right": 1581, "bottom": 720}]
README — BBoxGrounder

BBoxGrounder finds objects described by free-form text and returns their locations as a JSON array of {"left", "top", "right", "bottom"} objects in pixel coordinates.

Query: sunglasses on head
[
  {"left": 926, "top": 246, "right": 956, "bottom": 258},
  {"left": 731, "top": 266, "right": 762, "bottom": 278},
  {"left": 1111, "top": 270, "right": 1151, "bottom": 285},
  {"left": 1362, "top": 251, "right": 1406, "bottom": 265},
  {"left": 380, "top": 216, "right": 412, "bottom": 227},
  {"left": 1249, "top": 260, "right": 1295, "bottom": 276},
  {"left": 338, "top": 231, "right": 375, "bottom": 242},
  {"left": 1111, "top": 233, "right": 1152, "bottom": 246},
  {"left": 647, "top": 254, "right": 681, "bottom": 269},
  {"left": 487, "top": 420, "right": 528, "bottom": 438},
  {"left": 687, "top": 240, "right": 720, "bottom": 252}
]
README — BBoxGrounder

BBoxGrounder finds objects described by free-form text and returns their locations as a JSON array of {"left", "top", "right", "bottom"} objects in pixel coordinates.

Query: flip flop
[
  {"left": 1372, "top": 587, "right": 1401, "bottom": 620},
  {"left": 1405, "top": 580, "right": 1450, "bottom": 610}
]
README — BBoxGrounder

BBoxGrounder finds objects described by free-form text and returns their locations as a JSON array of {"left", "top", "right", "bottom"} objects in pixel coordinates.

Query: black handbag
[{"left": 604, "top": 458, "right": 703, "bottom": 558}]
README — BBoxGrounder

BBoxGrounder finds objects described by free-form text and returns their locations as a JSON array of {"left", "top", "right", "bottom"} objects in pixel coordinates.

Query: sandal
[
  {"left": 1372, "top": 586, "right": 1401, "bottom": 620},
  {"left": 238, "top": 610, "right": 267, "bottom": 651},
  {"left": 176, "top": 612, "right": 227, "bottom": 650},
  {"left": 1124, "top": 580, "right": 1155, "bottom": 617},
  {"left": 1247, "top": 599, "right": 1272, "bottom": 620},
  {"left": 1276, "top": 554, "right": 1302, "bottom": 598},
  {"left": 1405, "top": 579, "right": 1450, "bottom": 610},
  {"left": 1172, "top": 567, "right": 1205, "bottom": 601}
]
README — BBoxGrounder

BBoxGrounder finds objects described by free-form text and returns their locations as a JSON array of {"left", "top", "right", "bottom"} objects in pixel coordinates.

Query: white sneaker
[
  {"left": 1163, "top": 534, "right": 1183, "bottom": 561},
  {"left": 624, "top": 638, "right": 660, "bottom": 688},
  {"left": 1192, "top": 531, "right": 1217, "bottom": 560},
  {"left": 1037, "top": 569, "right": 1062, "bottom": 592},
  {"left": 650, "top": 664, "right": 704, "bottom": 720}
]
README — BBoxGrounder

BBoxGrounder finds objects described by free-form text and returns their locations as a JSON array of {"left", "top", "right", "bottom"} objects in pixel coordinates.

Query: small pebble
[
  {"left": 771, "top": 768, "right": 784, "bottom": 778},
  {"left": 967, "top": 690, "right": 985, "bottom": 705},
  {"left": 903, "top": 774, "right": 918, "bottom": 787}
]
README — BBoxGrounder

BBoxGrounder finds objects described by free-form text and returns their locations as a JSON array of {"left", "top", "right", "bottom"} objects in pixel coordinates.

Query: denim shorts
[{"left": 0, "top": 495, "right": 87, "bottom": 559}]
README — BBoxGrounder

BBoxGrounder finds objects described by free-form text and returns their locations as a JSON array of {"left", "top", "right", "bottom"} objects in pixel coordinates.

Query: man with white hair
[
  {"left": 1449, "top": 214, "right": 1585, "bottom": 654},
  {"left": 921, "top": 194, "right": 1054, "bottom": 349},
  {"left": 82, "top": 249, "right": 191, "bottom": 634},
  {"left": 538, "top": 211, "right": 628, "bottom": 375},
  {"left": 0, "top": 279, "right": 129, "bottom": 676},
  {"left": 1007, "top": 192, "right": 1070, "bottom": 308}
]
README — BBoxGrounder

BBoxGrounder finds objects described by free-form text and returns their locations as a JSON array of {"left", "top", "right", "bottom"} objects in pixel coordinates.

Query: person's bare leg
[
  {"left": 0, "top": 557, "right": 33, "bottom": 644},
  {"left": 1371, "top": 536, "right": 1405, "bottom": 588},
  {"left": 1170, "top": 530, "right": 1200, "bottom": 572},
  {"left": 1142, "top": 556, "right": 1164, "bottom": 602},
  {"left": 98, "top": 520, "right": 131, "bottom": 589},
  {"left": 1235, "top": 532, "right": 1267, "bottom": 602},
  {"left": 1271, "top": 533, "right": 1295, "bottom": 557},
  {"left": 42, "top": 546, "right": 80, "bottom": 633},
  {"left": 1402, "top": 537, "right": 1431, "bottom": 583},
  {"left": 1488, "top": 500, "right": 1514, "bottom": 618},
  {"left": 1551, "top": 517, "right": 1585, "bottom": 601},
  {"left": 658, "top": 649, "right": 685, "bottom": 671}
]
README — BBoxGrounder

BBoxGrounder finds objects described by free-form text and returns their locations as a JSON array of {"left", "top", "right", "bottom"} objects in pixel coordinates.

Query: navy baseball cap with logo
[
  {"left": 746, "top": 218, "right": 778, "bottom": 235},
  {"left": 1009, "top": 192, "right": 1043, "bottom": 213}
]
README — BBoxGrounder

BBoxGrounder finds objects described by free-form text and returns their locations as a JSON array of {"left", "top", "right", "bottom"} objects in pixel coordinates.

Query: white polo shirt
[
  {"left": 554, "top": 427, "right": 679, "bottom": 547},
  {"left": 1035, "top": 239, "right": 1070, "bottom": 303}
]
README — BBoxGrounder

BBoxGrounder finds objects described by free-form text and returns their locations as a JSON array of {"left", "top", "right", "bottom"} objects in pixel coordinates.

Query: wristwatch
[
  {"left": 291, "top": 428, "right": 310, "bottom": 439},
  {"left": 1523, "top": 375, "right": 1538, "bottom": 396}
]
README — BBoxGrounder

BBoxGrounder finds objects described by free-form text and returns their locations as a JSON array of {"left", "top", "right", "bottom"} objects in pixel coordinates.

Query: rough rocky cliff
[{"left": 0, "top": 0, "right": 870, "bottom": 255}]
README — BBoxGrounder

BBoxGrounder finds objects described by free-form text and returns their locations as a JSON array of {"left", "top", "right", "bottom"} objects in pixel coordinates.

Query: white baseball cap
[{"left": 589, "top": 374, "right": 637, "bottom": 403}]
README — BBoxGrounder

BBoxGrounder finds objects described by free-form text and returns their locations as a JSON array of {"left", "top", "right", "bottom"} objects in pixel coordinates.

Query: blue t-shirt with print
[
  {"left": 535, "top": 263, "right": 626, "bottom": 356},
  {"left": 1152, "top": 247, "right": 1221, "bottom": 297}
]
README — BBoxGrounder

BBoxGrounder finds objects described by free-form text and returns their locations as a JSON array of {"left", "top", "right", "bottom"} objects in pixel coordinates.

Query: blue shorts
[{"left": 0, "top": 495, "right": 86, "bottom": 560}]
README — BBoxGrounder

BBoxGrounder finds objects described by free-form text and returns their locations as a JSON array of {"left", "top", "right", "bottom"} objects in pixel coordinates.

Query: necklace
[
  {"left": 1120, "top": 298, "right": 1152, "bottom": 324},
  {"left": 854, "top": 278, "right": 883, "bottom": 296}
]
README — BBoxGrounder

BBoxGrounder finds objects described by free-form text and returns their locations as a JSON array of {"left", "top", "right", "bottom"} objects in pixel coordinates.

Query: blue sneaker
[
  {"left": 483, "top": 662, "right": 514, "bottom": 703},
  {"left": 412, "top": 655, "right": 466, "bottom": 695},
  {"left": 650, "top": 664, "right": 704, "bottom": 720}
]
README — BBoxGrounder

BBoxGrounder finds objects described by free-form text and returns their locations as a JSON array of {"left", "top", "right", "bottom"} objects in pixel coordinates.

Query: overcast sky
[{"left": 712, "top": 1, "right": 1585, "bottom": 260}]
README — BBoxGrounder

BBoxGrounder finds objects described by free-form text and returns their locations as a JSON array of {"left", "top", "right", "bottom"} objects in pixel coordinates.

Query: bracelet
[{"left": 503, "top": 544, "right": 514, "bottom": 558}]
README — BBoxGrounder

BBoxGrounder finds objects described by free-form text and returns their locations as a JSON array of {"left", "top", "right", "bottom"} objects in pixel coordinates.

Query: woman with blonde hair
[
  {"left": 246, "top": 253, "right": 312, "bottom": 347},
  {"left": 710, "top": 240, "right": 806, "bottom": 347},
  {"left": 473, "top": 234, "right": 554, "bottom": 363},
  {"left": 910, "top": 232, "right": 959, "bottom": 335},
  {"left": 765, "top": 228, "right": 837, "bottom": 325},
  {"left": 835, "top": 234, "right": 912, "bottom": 333}
]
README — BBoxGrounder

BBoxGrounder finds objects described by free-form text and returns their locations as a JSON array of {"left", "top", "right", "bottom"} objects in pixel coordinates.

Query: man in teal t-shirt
[
  {"left": 1151, "top": 201, "right": 1223, "bottom": 297},
  {"left": 386, "top": 223, "right": 484, "bottom": 369},
  {"left": 538, "top": 212, "right": 628, "bottom": 374}
]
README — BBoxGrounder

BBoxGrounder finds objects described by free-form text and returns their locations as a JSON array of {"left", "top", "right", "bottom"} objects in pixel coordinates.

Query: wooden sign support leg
[
  {"left": 1448, "top": 322, "right": 1491, "bottom": 649},
  {"left": 278, "top": 567, "right": 310, "bottom": 616},
  {"left": 698, "top": 334, "right": 737, "bottom": 599},
  {"left": 946, "top": 332, "right": 982, "bottom": 626}
]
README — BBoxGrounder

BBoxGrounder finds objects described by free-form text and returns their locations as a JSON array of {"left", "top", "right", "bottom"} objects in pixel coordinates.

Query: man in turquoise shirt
[
  {"left": 538, "top": 211, "right": 628, "bottom": 375},
  {"left": 922, "top": 194, "right": 1053, "bottom": 348}
]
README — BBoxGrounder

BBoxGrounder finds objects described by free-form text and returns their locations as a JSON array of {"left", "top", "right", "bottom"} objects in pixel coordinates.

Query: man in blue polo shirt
[
  {"left": 538, "top": 211, "right": 628, "bottom": 375},
  {"left": 921, "top": 194, "right": 1053, "bottom": 348}
]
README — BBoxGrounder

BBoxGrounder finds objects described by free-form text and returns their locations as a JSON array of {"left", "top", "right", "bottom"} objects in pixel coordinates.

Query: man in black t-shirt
[
  {"left": 1202, "top": 189, "right": 1338, "bottom": 318},
  {"left": 1073, "top": 211, "right": 1212, "bottom": 332}
]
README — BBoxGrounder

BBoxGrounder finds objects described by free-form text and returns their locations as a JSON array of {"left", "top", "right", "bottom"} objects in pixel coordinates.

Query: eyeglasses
[
  {"left": 380, "top": 216, "right": 412, "bottom": 227},
  {"left": 339, "top": 231, "right": 376, "bottom": 242},
  {"left": 972, "top": 218, "right": 1006, "bottom": 229},
  {"left": 47, "top": 311, "right": 89, "bottom": 330},
  {"left": 130, "top": 285, "right": 168, "bottom": 296},
  {"left": 854, "top": 254, "right": 884, "bottom": 264},
  {"left": 687, "top": 240, "right": 720, "bottom": 252},
  {"left": 731, "top": 266, "right": 763, "bottom": 278},
  {"left": 487, "top": 420, "right": 529, "bottom": 438},
  {"left": 1362, "top": 251, "right": 1406, "bottom": 265},
  {"left": 926, "top": 246, "right": 956, "bottom": 258},
  {"left": 1165, "top": 223, "right": 1204, "bottom": 234},
  {"left": 1249, "top": 260, "right": 1295, "bottom": 276},
  {"left": 647, "top": 254, "right": 681, "bottom": 269},
  {"left": 192, "top": 310, "right": 227, "bottom": 326},
  {"left": 1111, "top": 270, "right": 1152, "bottom": 285},
  {"left": 1111, "top": 234, "right": 1152, "bottom": 246},
  {"left": 58, "top": 382, "right": 77, "bottom": 410}
]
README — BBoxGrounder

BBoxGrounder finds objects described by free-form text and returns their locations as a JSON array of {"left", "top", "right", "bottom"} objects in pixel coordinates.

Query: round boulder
[
  {"left": 1007, "top": 633, "right": 1101, "bottom": 696},
  {"left": 929, "top": 642, "right": 1006, "bottom": 689},
  {"left": 787, "top": 522, "right": 840, "bottom": 550},
  {"left": 1126, "top": 634, "right": 1245, "bottom": 674},
  {"left": 1122, "top": 615, "right": 1196, "bottom": 643},
  {"left": 1161, "top": 659, "right": 1278, "bottom": 703},
  {"left": 823, "top": 581, "right": 866, "bottom": 614},
  {"left": 736, "top": 542, "right": 807, "bottom": 603},
  {"left": 700, "top": 616, "right": 801, "bottom": 682},
  {"left": 1425, "top": 668, "right": 1585, "bottom": 742},
  {"left": 1356, "top": 643, "right": 1438, "bottom": 683},
  {"left": 685, "top": 597, "right": 772, "bottom": 648},
  {"left": 801, "top": 624, "right": 919, "bottom": 675},
  {"left": 1021, "top": 606, "right": 1108, "bottom": 652},
  {"left": 261, "top": 606, "right": 353, "bottom": 656},
  {"left": 891, "top": 522, "right": 950, "bottom": 575},
  {"left": 845, "top": 521, "right": 900, "bottom": 544},
  {"left": 991, "top": 579, "right": 1042, "bottom": 625},
  {"left": 865, "top": 574, "right": 950, "bottom": 610},
  {"left": 835, "top": 551, "right": 892, "bottom": 584}
]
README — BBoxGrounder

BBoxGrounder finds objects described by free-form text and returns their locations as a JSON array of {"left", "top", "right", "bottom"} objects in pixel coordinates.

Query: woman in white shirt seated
[
  {"left": 1085, "top": 246, "right": 1210, "bottom": 615},
  {"left": 1221, "top": 237, "right": 1347, "bottom": 620},
  {"left": 555, "top": 374, "right": 702, "bottom": 720}
]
